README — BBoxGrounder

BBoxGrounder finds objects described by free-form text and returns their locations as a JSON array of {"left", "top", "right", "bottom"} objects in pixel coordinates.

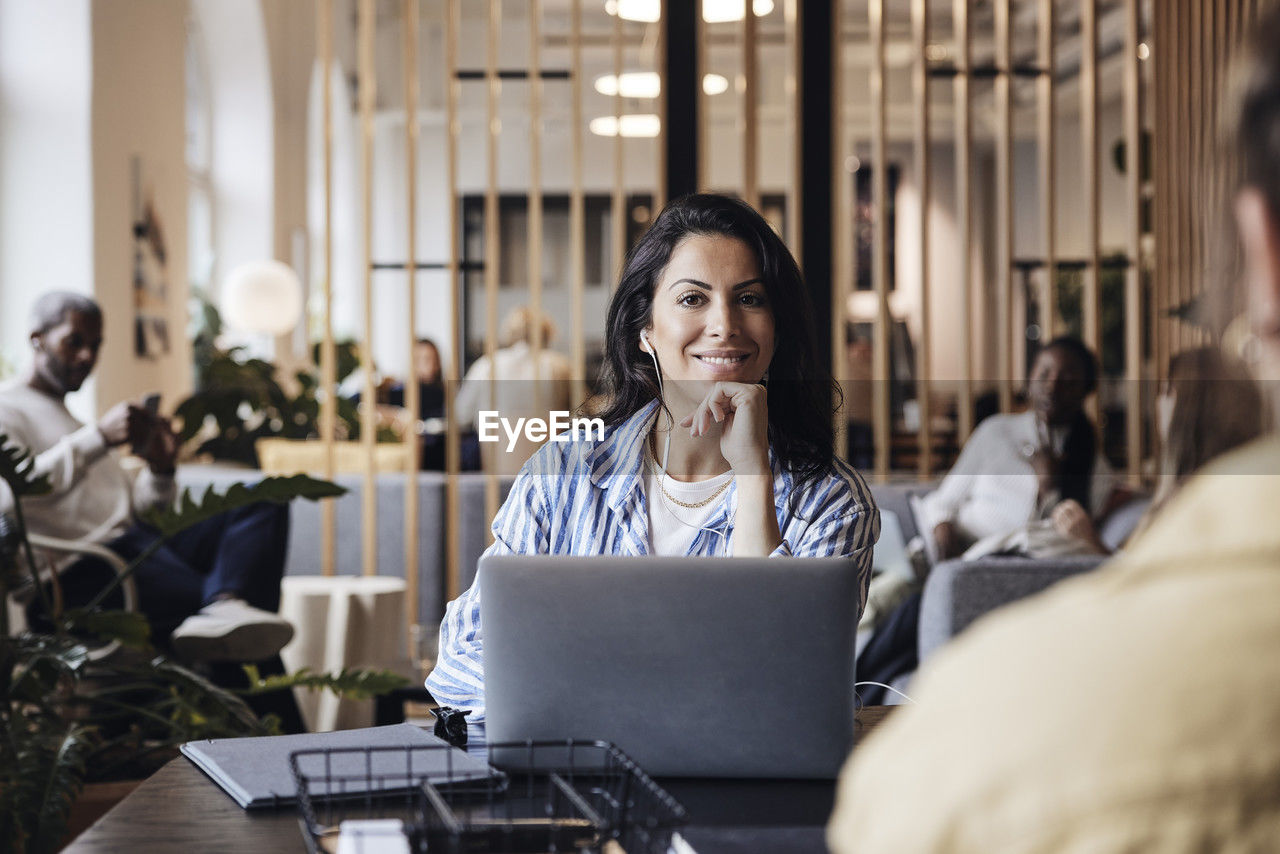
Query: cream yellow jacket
[{"left": 829, "top": 435, "right": 1280, "bottom": 853}]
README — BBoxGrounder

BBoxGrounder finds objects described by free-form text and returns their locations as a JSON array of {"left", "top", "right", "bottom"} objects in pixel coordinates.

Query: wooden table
[{"left": 65, "top": 707, "right": 893, "bottom": 853}]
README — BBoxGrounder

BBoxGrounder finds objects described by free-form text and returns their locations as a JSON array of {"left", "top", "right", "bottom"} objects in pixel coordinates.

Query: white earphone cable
[{"left": 643, "top": 331, "right": 734, "bottom": 557}]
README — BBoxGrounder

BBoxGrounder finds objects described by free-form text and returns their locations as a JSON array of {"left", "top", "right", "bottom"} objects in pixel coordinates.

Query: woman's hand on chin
[{"left": 679, "top": 381, "right": 770, "bottom": 474}]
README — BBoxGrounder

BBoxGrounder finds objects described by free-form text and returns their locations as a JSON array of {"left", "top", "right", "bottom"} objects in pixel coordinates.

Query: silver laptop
[{"left": 481, "top": 554, "right": 864, "bottom": 779}]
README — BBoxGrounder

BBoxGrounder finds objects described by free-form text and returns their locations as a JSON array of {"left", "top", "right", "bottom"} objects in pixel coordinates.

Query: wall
[
  {"left": 0, "top": 0, "right": 95, "bottom": 419},
  {"left": 187, "top": 0, "right": 273, "bottom": 373},
  {"left": 90, "top": 0, "right": 190, "bottom": 413}
]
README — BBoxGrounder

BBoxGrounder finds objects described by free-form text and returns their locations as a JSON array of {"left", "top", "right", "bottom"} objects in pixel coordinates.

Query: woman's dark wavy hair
[
  {"left": 597, "top": 193, "right": 840, "bottom": 500},
  {"left": 1036, "top": 335, "right": 1099, "bottom": 511}
]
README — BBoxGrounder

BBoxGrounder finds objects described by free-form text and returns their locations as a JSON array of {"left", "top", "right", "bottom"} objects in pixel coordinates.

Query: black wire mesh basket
[{"left": 290, "top": 739, "right": 688, "bottom": 854}]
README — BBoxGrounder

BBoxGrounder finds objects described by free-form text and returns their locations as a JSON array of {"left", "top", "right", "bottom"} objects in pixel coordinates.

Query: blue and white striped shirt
[{"left": 425, "top": 400, "right": 880, "bottom": 722}]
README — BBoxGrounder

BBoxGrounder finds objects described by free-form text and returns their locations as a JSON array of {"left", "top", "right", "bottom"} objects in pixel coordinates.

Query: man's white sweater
[{"left": 0, "top": 380, "right": 175, "bottom": 544}]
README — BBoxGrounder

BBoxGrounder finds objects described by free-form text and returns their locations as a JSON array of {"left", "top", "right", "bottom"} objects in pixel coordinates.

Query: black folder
[{"left": 181, "top": 723, "right": 494, "bottom": 809}]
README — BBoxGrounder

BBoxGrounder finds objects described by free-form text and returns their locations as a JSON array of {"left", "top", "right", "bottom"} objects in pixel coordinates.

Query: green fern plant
[{"left": 0, "top": 433, "right": 410, "bottom": 853}]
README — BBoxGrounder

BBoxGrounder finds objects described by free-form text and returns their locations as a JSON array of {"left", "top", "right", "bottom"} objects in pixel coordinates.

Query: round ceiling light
[
  {"left": 701, "top": 0, "right": 775, "bottom": 24},
  {"left": 702, "top": 73, "right": 729, "bottom": 95},
  {"left": 594, "top": 71, "right": 661, "bottom": 99},
  {"left": 593, "top": 72, "right": 731, "bottom": 98},
  {"left": 589, "top": 114, "right": 661, "bottom": 138},
  {"left": 605, "top": 0, "right": 775, "bottom": 24}
]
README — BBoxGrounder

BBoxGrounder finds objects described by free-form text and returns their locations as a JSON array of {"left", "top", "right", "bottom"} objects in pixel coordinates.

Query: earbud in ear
[{"left": 640, "top": 330, "right": 653, "bottom": 355}]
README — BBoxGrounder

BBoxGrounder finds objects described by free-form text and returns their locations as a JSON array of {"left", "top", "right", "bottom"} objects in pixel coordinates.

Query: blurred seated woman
[
  {"left": 915, "top": 336, "right": 1122, "bottom": 561},
  {"left": 426, "top": 194, "right": 879, "bottom": 727},
  {"left": 1052, "top": 345, "right": 1269, "bottom": 554}
]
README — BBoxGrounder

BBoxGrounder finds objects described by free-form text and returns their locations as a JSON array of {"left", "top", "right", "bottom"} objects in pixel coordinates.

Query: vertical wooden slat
[
  {"left": 785, "top": 0, "right": 800, "bottom": 259},
  {"left": 1153, "top": 0, "right": 1169, "bottom": 382},
  {"left": 1184, "top": 0, "right": 1197, "bottom": 350},
  {"left": 1123, "top": 0, "right": 1142, "bottom": 481},
  {"left": 954, "top": 0, "right": 974, "bottom": 442},
  {"left": 358, "top": 0, "right": 377, "bottom": 577},
  {"left": 611, "top": 9, "right": 625, "bottom": 286},
  {"left": 832, "top": 0, "right": 848, "bottom": 462},
  {"left": 1172, "top": 0, "right": 1186, "bottom": 355},
  {"left": 871, "top": 0, "right": 890, "bottom": 480},
  {"left": 443, "top": 0, "right": 461, "bottom": 601},
  {"left": 1194, "top": 0, "right": 1206, "bottom": 349},
  {"left": 788, "top": 0, "right": 801, "bottom": 261},
  {"left": 317, "top": 0, "right": 337, "bottom": 577},
  {"left": 570, "top": 0, "right": 587, "bottom": 410},
  {"left": 483, "top": 0, "right": 501, "bottom": 529},
  {"left": 995, "top": 0, "right": 1013, "bottom": 413},
  {"left": 529, "top": 0, "right": 544, "bottom": 417},
  {"left": 402, "top": 0, "right": 420, "bottom": 634},
  {"left": 742, "top": 0, "right": 759, "bottom": 209},
  {"left": 913, "top": 0, "right": 931, "bottom": 476},
  {"left": 1080, "top": 0, "right": 1100, "bottom": 369},
  {"left": 654, "top": 0, "right": 667, "bottom": 212},
  {"left": 698, "top": 3, "right": 709, "bottom": 194},
  {"left": 1038, "top": 0, "right": 1055, "bottom": 344}
]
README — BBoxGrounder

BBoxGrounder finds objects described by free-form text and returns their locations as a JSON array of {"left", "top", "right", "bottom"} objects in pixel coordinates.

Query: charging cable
[{"left": 854, "top": 681, "right": 918, "bottom": 706}]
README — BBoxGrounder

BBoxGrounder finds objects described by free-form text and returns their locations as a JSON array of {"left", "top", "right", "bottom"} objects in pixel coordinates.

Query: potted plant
[{"left": 0, "top": 435, "right": 409, "bottom": 853}]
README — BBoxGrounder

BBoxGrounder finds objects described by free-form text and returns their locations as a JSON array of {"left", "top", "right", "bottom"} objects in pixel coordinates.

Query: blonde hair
[{"left": 499, "top": 306, "right": 557, "bottom": 349}]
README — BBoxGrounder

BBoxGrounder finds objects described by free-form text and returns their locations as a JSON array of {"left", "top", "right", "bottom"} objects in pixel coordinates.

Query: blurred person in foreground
[{"left": 828, "top": 10, "right": 1280, "bottom": 851}]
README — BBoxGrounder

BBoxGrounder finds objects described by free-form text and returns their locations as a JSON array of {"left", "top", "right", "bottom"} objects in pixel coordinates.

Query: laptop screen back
[{"left": 481, "top": 555, "right": 862, "bottom": 778}]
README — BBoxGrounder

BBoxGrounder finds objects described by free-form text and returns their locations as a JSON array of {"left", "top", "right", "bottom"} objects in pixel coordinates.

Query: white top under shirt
[{"left": 642, "top": 445, "right": 735, "bottom": 557}]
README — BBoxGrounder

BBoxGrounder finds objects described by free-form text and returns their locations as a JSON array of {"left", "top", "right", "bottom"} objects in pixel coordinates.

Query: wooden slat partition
[
  {"left": 1080, "top": 0, "right": 1100, "bottom": 370},
  {"left": 1153, "top": 0, "right": 1170, "bottom": 382},
  {"left": 742, "top": 0, "right": 759, "bottom": 209},
  {"left": 1038, "top": 0, "right": 1056, "bottom": 345},
  {"left": 1151, "top": 0, "right": 1261, "bottom": 385},
  {"left": 570, "top": 0, "right": 587, "bottom": 410},
  {"left": 317, "top": 0, "right": 336, "bottom": 577},
  {"left": 402, "top": 0, "right": 420, "bottom": 632},
  {"left": 529, "top": 0, "right": 545, "bottom": 419},
  {"left": 611, "top": 8, "right": 625, "bottom": 286},
  {"left": 294, "top": 0, "right": 1280, "bottom": 534},
  {"left": 954, "top": 0, "right": 974, "bottom": 443},
  {"left": 870, "top": 0, "right": 890, "bottom": 480},
  {"left": 785, "top": 0, "right": 800, "bottom": 262},
  {"left": 358, "top": 0, "right": 377, "bottom": 576},
  {"left": 654, "top": 0, "right": 667, "bottom": 213},
  {"left": 1123, "top": 0, "right": 1143, "bottom": 482},
  {"left": 995, "top": 0, "right": 1013, "bottom": 413},
  {"left": 831, "top": 0, "right": 848, "bottom": 461},
  {"left": 443, "top": 0, "right": 462, "bottom": 601},
  {"left": 913, "top": 0, "right": 932, "bottom": 476},
  {"left": 483, "top": 0, "right": 500, "bottom": 531}
]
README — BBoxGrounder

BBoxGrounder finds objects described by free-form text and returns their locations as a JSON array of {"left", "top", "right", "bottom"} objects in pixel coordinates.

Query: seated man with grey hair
[{"left": 0, "top": 291, "right": 294, "bottom": 668}]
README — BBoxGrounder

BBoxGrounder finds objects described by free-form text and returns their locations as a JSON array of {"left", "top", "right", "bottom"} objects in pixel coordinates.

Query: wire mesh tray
[{"left": 291, "top": 740, "right": 688, "bottom": 854}]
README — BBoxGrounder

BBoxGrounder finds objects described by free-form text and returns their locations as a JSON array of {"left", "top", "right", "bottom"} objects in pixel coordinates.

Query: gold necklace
[{"left": 647, "top": 449, "right": 733, "bottom": 509}]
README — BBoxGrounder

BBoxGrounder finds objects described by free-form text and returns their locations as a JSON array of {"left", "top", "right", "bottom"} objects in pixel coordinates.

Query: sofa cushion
[{"left": 917, "top": 555, "right": 1103, "bottom": 661}]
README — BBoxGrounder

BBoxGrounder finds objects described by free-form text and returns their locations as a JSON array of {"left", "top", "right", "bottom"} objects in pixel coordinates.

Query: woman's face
[
  {"left": 643, "top": 233, "right": 775, "bottom": 410},
  {"left": 1028, "top": 346, "right": 1089, "bottom": 425},
  {"left": 414, "top": 342, "right": 441, "bottom": 384}
]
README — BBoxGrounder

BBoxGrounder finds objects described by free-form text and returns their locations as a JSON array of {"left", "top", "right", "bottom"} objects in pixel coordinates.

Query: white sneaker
[{"left": 170, "top": 598, "right": 295, "bottom": 662}]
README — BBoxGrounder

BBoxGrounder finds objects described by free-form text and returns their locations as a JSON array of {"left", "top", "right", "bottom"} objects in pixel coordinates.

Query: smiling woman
[{"left": 426, "top": 194, "right": 880, "bottom": 726}]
